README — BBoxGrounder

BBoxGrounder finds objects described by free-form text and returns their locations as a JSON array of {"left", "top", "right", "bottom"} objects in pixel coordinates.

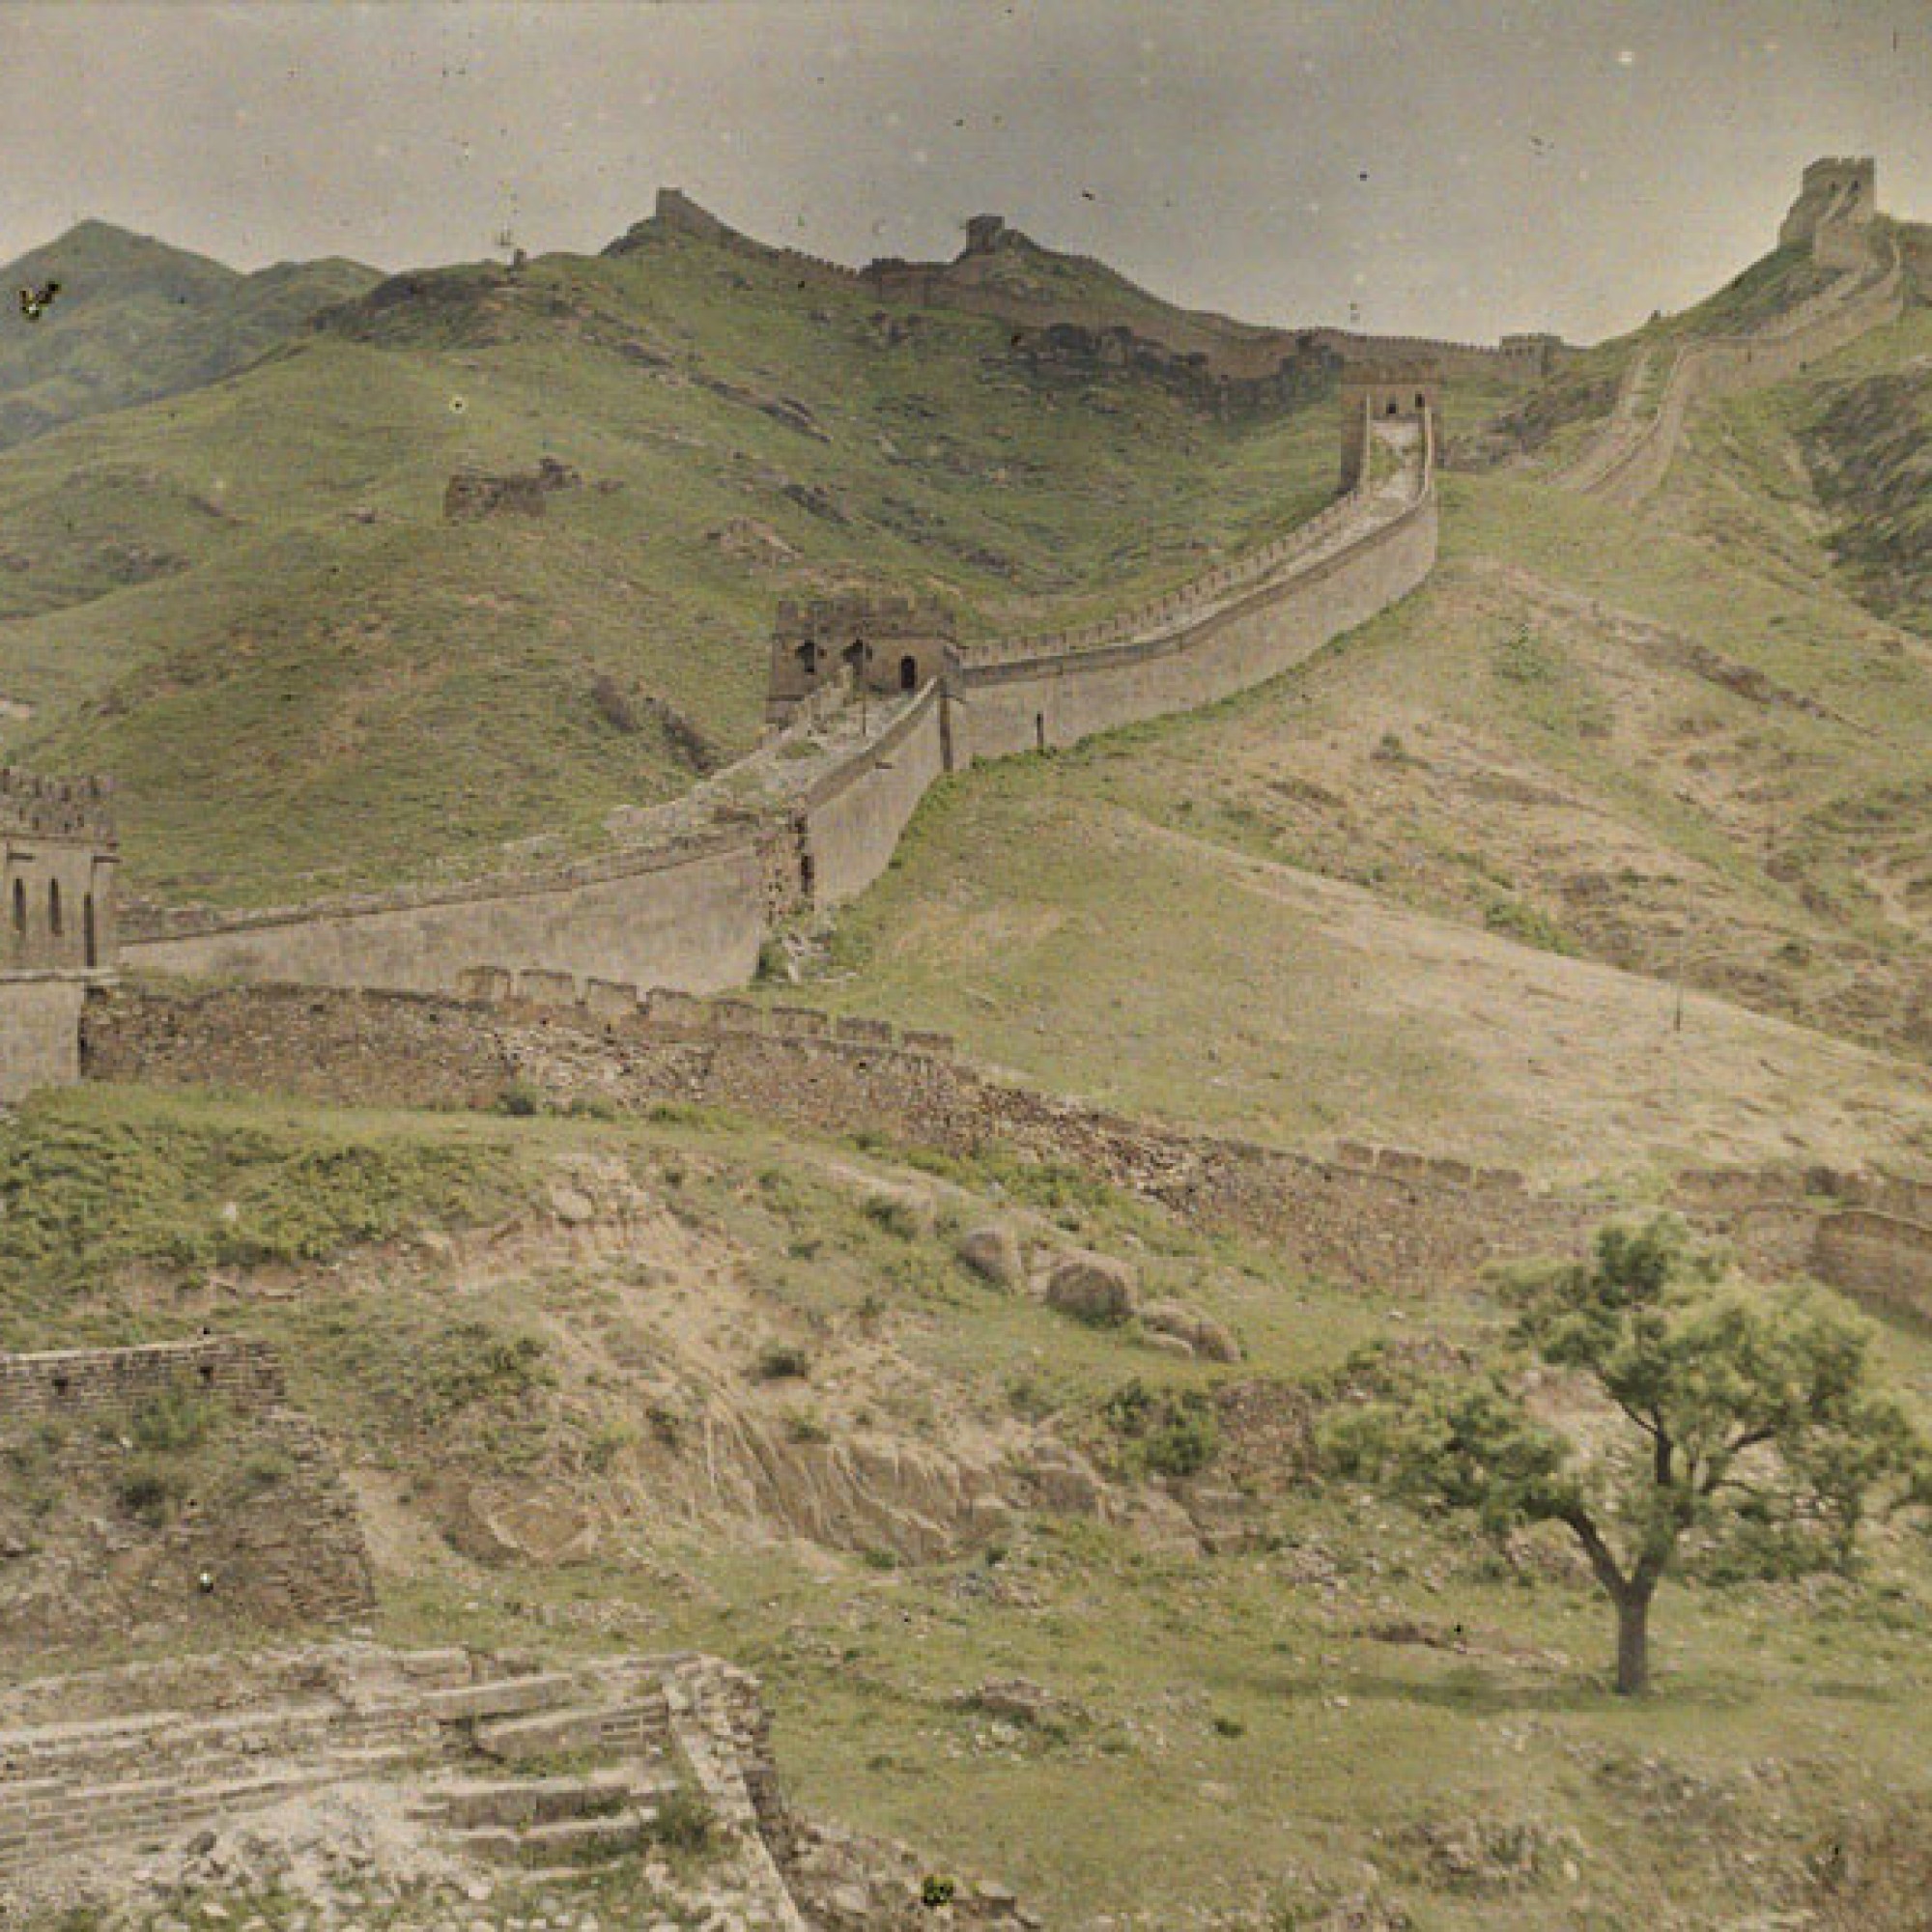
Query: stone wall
[
  {"left": 1808, "top": 1208, "right": 1932, "bottom": 1322},
  {"left": 121, "top": 825, "right": 775, "bottom": 999},
  {"left": 121, "top": 399, "right": 1436, "bottom": 1004},
  {"left": 1562, "top": 224, "right": 1905, "bottom": 506},
  {"left": 82, "top": 979, "right": 1932, "bottom": 1307},
  {"left": 952, "top": 440, "right": 1435, "bottom": 763},
  {"left": 82, "top": 979, "right": 1598, "bottom": 1292},
  {"left": 0, "top": 970, "right": 86, "bottom": 1100},
  {"left": 0, "top": 1337, "right": 374, "bottom": 1637},
  {"left": 0, "top": 1643, "right": 1033, "bottom": 1927},
  {"left": 800, "top": 680, "right": 951, "bottom": 902}
]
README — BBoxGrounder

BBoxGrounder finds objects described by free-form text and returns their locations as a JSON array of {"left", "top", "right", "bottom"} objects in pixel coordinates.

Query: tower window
[{"left": 48, "top": 878, "right": 61, "bottom": 938}]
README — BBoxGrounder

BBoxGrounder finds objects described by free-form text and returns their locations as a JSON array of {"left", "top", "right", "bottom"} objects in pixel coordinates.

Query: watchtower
[
  {"left": 1779, "top": 157, "right": 1878, "bottom": 254},
  {"left": 0, "top": 768, "right": 118, "bottom": 974},
  {"left": 1339, "top": 365, "right": 1440, "bottom": 492},
  {"left": 767, "top": 593, "right": 956, "bottom": 729}
]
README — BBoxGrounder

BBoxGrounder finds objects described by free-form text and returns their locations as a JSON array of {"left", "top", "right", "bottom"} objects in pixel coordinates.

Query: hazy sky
[{"left": 3, "top": 2, "right": 1929, "bottom": 343}]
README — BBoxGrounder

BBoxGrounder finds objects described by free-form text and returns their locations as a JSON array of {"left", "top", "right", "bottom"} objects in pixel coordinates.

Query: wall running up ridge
[
  {"left": 118, "top": 425, "right": 1436, "bottom": 1001},
  {"left": 1558, "top": 226, "right": 1905, "bottom": 506}
]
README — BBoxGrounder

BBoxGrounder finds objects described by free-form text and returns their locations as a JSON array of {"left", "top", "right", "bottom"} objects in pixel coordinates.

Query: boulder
[
  {"left": 956, "top": 1223, "right": 1023, "bottom": 1288},
  {"left": 1141, "top": 1298, "right": 1241, "bottom": 1364},
  {"left": 1043, "top": 1250, "right": 1138, "bottom": 1326}
]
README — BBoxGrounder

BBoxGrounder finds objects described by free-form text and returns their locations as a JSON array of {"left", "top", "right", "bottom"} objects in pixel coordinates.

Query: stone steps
[
  {"left": 413, "top": 1768, "right": 636, "bottom": 1830},
  {"left": 473, "top": 1702, "right": 622, "bottom": 1762},
  {"left": 418, "top": 1670, "right": 582, "bottom": 1724},
  {"left": 452, "top": 1810, "right": 651, "bottom": 1868}
]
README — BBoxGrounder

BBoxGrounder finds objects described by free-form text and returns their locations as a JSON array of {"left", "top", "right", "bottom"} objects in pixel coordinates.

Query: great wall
[
  {"left": 1555, "top": 156, "right": 1905, "bottom": 504},
  {"left": 2, "top": 159, "right": 1928, "bottom": 1926},
  {"left": 93, "top": 370, "right": 1436, "bottom": 1007}
]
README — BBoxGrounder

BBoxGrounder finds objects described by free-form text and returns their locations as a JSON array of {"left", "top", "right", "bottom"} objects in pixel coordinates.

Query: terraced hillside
[{"left": 3, "top": 1075, "right": 1928, "bottom": 1931}]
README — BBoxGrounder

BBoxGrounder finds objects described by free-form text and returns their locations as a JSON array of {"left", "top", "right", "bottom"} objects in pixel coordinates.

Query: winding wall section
[
  {"left": 119, "top": 423, "right": 1436, "bottom": 999},
  {"left": 1557, "top": 228, "right": 1905, "bottom": 507}
]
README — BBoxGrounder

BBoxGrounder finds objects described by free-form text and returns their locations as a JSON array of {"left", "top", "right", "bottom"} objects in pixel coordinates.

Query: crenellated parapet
[{"left": 0, "top": 768, "right": 117, "bottom": 845}]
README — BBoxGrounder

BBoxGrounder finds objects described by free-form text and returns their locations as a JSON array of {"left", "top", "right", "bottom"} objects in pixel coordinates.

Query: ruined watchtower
[
  {"left": 767, "top": 592, "right": 956, "bottom": 729},
  {"left": 1779, "top": 157, "right": 1878, "bottom": 257},
  {"left": 0, "top": 768, "right": 117, "bottom": 974},
  {"left": 1339, "top": 365, "right": 1441, "bottom": 492}
]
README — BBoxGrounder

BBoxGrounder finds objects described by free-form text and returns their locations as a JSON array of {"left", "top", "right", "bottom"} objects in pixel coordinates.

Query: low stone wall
[
  {"left": 1809, "top": 1208, "right": 1932, "bottom": 1322},
  {"left": 0, "top": 1337, "right": 374, "bottom": 1636},
  {"left": 82, "top": 980, "right": 1594, "bottom": 1291},
  {"left": 83, "top": 980, "right": 1932, "bottom": 1307}
]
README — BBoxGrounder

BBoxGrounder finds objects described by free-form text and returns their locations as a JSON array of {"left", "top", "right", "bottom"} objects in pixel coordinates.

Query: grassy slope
[
  {"left": 772, "top": 306, "right": 1932, "bottom": 1176},
  {"left": 3, "top": 1081, "right": 1927, "bottom": 1931},
  {"left": 0, "top": 229, "right": 1336, "bottom": 905}
]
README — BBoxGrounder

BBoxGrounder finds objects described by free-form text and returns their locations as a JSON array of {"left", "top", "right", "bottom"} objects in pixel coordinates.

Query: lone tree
[{"left": 1322, "top": 1215, "right": 1930, "bottom": 1694}]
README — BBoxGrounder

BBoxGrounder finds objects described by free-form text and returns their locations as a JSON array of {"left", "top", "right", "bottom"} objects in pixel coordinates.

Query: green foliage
[
  {"left": 497, "top": 1078, "right": 546, "bottom": 1118},
  {"left": 1482, "top": 896, "right": 1577, "bottom": 956},
  {"left": 753, "top": 1341, "right": 810, "bottom": 1382},
  {"left": 0, "top": 1089, "right": 522, "bottom": 1309},
  {"left": 650, "top": 1784, "right": 719, "bottom": 1858},
  {"left": 129, "top": 1385, "right": 218, "bottom": 1454},
  {"left": 115, "top": 1457, "right": 182, "bottom": 1526},
  {"left": 1323, "top": 1215, "right": 1932, "bottom": 1692},
  {"left": 1102, "top": 1377, "right": 1220, "bottom": 1479}
]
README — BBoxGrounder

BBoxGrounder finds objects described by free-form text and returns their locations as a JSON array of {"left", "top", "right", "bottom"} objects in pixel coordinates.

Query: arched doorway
[{"left": 898, "top": 655, "right": 919, "bottom": 692}]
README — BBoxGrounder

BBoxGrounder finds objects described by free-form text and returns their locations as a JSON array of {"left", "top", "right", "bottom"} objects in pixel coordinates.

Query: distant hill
[{"left": 0, "top": 220, "right": 381, "bottom": 450}]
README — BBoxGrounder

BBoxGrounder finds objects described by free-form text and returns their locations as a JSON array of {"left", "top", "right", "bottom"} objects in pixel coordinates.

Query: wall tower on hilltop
[
  {"left": 1339, "top": 366, "right": 1440, "bottom": 492},
  {"left": 1779, "top": 157, "right": 1878, "bottom": 263},
  {"left": 767, "top": 592, "right": 957, "bottom": 728}
]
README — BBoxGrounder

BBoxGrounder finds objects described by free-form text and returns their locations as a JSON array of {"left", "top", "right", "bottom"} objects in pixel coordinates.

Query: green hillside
[
  {"left": 0, "top": 220, "right": 380, "bottom": 450},
  {"left": 0, "top": 221, "right": 1339, "bottom": 906},
  {"left": 782, "top": 299, "right": 1932, "bottom": 1164}
]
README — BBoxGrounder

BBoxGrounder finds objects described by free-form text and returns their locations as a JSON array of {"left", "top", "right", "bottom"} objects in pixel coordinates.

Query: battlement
[
  {"left": 773, "top": 591, "right": 957, "bottom": 642},
  {"left": 0, "top": 767, "right": 117, "bottom": 844}
]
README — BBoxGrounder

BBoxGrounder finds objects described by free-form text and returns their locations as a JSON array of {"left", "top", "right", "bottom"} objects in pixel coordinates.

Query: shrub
[
  {"left": 240, "top": 1447, "right": 295, "bottom": 1492},
  {"left": 1102, "top": 1378, "right": 1220, "bottom": 1480},
  {"left": 752, "top": 1341, "right": 810, "bottom": 1382},
  {"left": 131, "top": 1387, "right": 216, "bottom": 1454},
  {"left": 652, "top": 1785, "right": 718, "bottom": 1857},
  {"left": 497, "top": 1078, "right": 546, "bottom": 1118},
  {"left": 117, "top": 1459, "right": 180, "bottom": 1526}
]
